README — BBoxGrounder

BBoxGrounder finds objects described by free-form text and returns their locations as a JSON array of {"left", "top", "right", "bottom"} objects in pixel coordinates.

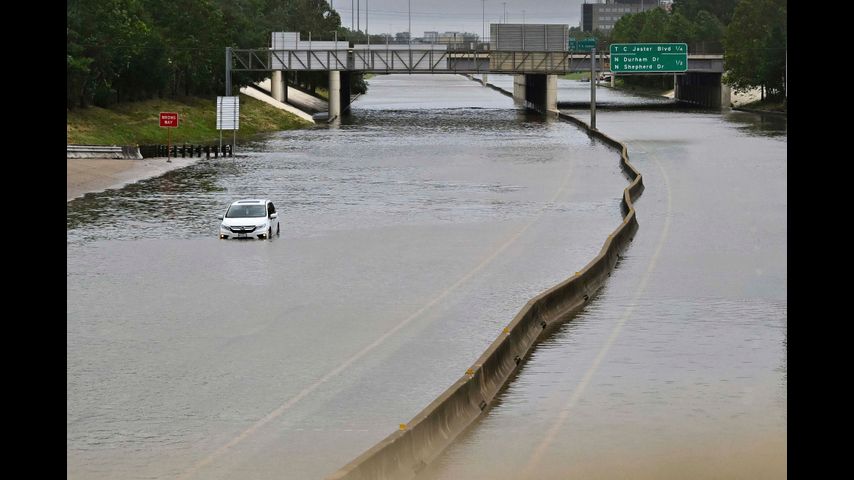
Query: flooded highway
[
  {"left": 67, "top": 74, "right": 629, "bottom": 479},
  {"left": 419, "top": 84, "right": 787, "bottom": 479},
  {"left": 485, "top": 73, "right": 674, "bottom": 106}
]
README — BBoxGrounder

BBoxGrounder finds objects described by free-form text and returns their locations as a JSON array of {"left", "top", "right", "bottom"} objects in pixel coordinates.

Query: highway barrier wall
[
  {"left": 465, "top": 74, "right": 513, "bottom": 99},
  {"left": 327, "top": 81, "right": 644, "bottom": 480}
]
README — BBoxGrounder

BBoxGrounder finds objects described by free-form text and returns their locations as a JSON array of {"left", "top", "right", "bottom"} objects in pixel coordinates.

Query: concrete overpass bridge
[{"left": 228, "top": 30, "right": 726, "bottom": 118}]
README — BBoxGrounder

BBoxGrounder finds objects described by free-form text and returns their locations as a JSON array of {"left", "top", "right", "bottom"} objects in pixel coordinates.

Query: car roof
[{"left": 230, "top": 199, "right": 267, "bottom": 205}]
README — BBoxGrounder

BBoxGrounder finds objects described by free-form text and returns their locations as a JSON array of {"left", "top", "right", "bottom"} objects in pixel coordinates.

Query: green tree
[
  {"left": 673, "top": 0, "right": 739, "bottom": 24},
  {"left": 693, "top": 10, "right": 725, "bottom": 53},
  {"left": 67, "top": 0, "right": 153, "bottom": 107},
  {"left": 143, "top": 0, "right": 228, "bottom": 97},
  {"left": 694, "top": 10, "right": 725, "bottom": 42},
  {"left": 638, "top": 8, "right": 668, "bottom": 42},
  {"left": 611, "top": 12, "right": 645, "bottom": 44},
  {"left": 67, "top": 0, "right": 350, "bottom": 108},
  {"left": 665, "top": 12, "right": 695, "bottom": 43},
  {"left": 724, "top": 0, "right": 786, "bottom": 96}
]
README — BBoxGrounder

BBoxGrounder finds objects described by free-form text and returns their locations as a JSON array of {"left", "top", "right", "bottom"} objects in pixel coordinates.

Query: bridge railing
[{"left": 686, "top": 41, "right": 724, "bottom": 55}]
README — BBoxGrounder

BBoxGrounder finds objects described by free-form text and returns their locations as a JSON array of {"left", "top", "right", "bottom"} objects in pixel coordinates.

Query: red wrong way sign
[{"left": 159, "top": 112, "right": 179, "bottom": 128}]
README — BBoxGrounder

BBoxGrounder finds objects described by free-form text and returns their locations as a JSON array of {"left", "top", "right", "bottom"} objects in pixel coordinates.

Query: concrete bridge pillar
[
  {"left": 546, "top": 74, "right": 557, "bottom": 113},
  {"left": 519, "top": 74, "right": 556, "bottom": 114},
  {"left": 512, "top": 74, "right": 555, "bottom": 113},
  {"left": 271, "top": 70, "right": 284, "bottom": 102},
  {"left": 482, "top": 72, "right": 489, "bottom": 86},
  {"left": 513, "top": 75, "right": 526, "bottom": 106},
  {"left": 329, "top": 70, "right": 341, "bottom": 120},
  {"left": 721, "top": 83, "right": 731, "bottom": 108}
]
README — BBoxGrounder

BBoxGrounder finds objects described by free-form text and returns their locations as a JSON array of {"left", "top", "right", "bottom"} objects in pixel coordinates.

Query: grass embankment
[
  {"left": 313, "top": 88, "right": 330, "bottom": 101},
  {"left": 67, "top": 94, "right": 312, "bottom": 145}
]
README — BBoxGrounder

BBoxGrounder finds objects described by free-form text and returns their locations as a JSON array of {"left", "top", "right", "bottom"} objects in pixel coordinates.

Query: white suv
[{"left": 219, "top": 199, "right": 280, "bottom": 239}]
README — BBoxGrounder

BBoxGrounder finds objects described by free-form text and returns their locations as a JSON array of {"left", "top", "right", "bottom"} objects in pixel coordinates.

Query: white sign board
[{"left": 216, "top": 96, "right": 239, "bottom": 130}]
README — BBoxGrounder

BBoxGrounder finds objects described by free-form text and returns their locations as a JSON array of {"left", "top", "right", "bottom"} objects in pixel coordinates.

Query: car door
[{"left": 267, "top": 201, "right": 278, "bottom": 236}]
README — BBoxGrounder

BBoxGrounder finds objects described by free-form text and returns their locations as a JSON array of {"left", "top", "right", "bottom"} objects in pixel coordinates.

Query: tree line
[
  {"left": 589, "top": 0, "right": 786, "bottom": 98},
  {"left": 67, "top": 0, "right": 368, "bottom": 109}
]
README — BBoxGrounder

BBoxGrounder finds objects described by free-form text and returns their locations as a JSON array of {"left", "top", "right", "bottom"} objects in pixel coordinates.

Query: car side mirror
[
  {"left": 270, "top": 213, "right": 278, "bottom": 219},
  {"left": 219, "top": 215, "right": 223, "bottom": 220}
]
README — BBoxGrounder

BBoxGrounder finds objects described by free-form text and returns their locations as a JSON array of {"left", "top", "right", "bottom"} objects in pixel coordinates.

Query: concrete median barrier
[{"left": 327, "top": 104, "right": 643, "bottom": 480}]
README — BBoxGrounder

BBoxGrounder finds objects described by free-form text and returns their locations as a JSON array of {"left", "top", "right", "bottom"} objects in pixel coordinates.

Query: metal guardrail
[
  {"left": 138, "top": 144, "right": 233, "bottom": 159},
  {"left": 67, "top": 145, "right": 142, "bottom": 159},
  {"left": 67, "top": 144, "right": 234, "bottom": 160}
]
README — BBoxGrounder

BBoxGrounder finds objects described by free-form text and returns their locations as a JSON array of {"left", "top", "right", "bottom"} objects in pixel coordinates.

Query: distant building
[
  {"left": 581, "top": 0, "right": 662, "bottom": 33},
  {"left": 395, "top": 32, "right": 411, "bottom": 43},
  {"left": 423, "top": 31, "right": 439, "bottom": 42},
  {"left": 437, "top": 31, "right": 479, "bottom": 44},
  {"left": 439, "top": 31, "right": 460, "bottom": 44}
]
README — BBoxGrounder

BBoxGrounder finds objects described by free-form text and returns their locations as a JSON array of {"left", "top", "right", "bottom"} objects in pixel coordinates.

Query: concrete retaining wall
[
  {"left": 327, "top": 80, "right": 644, "bottom": 480},
  {"left": 464, "top": 74, "right": 514, "bottom": 99},
  {"left": 239, "top": 85, "right": 316, "bottom": 123}
]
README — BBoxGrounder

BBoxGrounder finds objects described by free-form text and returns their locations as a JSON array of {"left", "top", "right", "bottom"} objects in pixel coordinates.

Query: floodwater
[
  {"left": 485, "top": 73, "right": 674, "bottom": 106},
  {"left": 419, "top": 88, "right": 787, "bottom": 478},
  {"left": 67, "top": 74, "right": 629, "bottom": 479}
]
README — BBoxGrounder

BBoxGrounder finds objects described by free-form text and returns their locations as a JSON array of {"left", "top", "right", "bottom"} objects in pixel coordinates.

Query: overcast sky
[{"left": 328, "top": 0, "right": 590, "bottom": 37}]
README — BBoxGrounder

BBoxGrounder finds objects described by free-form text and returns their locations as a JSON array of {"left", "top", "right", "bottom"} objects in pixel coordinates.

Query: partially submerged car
[{"left": 219, "top": 199, "right": 280, "bottom": 239}]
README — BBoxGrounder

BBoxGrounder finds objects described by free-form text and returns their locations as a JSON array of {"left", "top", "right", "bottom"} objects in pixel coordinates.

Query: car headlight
[
  {"left": 256, "top": 224, "right": 267, "bottom": 229},
  {"left": 221, "top": 224, "right": 230, "bottom": 231}
]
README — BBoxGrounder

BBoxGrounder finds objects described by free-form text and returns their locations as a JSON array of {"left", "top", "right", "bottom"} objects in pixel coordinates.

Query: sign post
[
  {"left": 609, "top": 43, "right": 688, "bottom": 73},
  {"left": 159, "top": 112, "right": 179, "bottom": 162},
  {"left": 216, "top": 96, "right": 240, "bottom": 157},
  {"left": 591, "top": 47, "right": 596, "bottom": 130}
]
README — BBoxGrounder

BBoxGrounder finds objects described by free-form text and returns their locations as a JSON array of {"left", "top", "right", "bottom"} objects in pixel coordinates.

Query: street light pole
[
  {"left": 408, "top": 0, "right": 411, "bottom": 44},
  {"left": 482, "top": 0, "right": 485, "bottom": 41}
]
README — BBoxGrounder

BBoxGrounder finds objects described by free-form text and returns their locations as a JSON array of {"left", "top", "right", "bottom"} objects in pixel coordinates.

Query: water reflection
[{"left": 723, "top": 110, "right": 788, "bottom": 137}]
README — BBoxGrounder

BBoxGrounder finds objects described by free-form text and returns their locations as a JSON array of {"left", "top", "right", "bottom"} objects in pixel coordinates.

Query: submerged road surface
[
  {"left": 67, "top": 74, "right": 629, "bottom": 479},
  {"left": 419, "top": 101, "right": 787, "bottom": 479}
]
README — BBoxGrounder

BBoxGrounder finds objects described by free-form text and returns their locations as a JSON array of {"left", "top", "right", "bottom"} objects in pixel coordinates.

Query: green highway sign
[
  {"left": 569, "top": 37, "right": 597, "bottom": 51},
  {"left": 609, "top": 43, "right": 687, "bottom": 73}
]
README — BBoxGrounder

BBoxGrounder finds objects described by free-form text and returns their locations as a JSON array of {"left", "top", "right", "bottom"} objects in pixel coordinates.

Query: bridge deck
[{"left": 231, "top": 48, "right": 723, "bottom": 74}]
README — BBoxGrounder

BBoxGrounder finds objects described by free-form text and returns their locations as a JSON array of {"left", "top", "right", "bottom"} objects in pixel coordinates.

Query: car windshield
[{"left": 225, "top": 204, "right": 267, "bottom": 218}]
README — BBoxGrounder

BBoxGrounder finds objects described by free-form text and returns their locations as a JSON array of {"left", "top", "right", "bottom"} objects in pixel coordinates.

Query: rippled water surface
[{"left": 67, "top": 74, "right": 629, "bottom": 479}]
